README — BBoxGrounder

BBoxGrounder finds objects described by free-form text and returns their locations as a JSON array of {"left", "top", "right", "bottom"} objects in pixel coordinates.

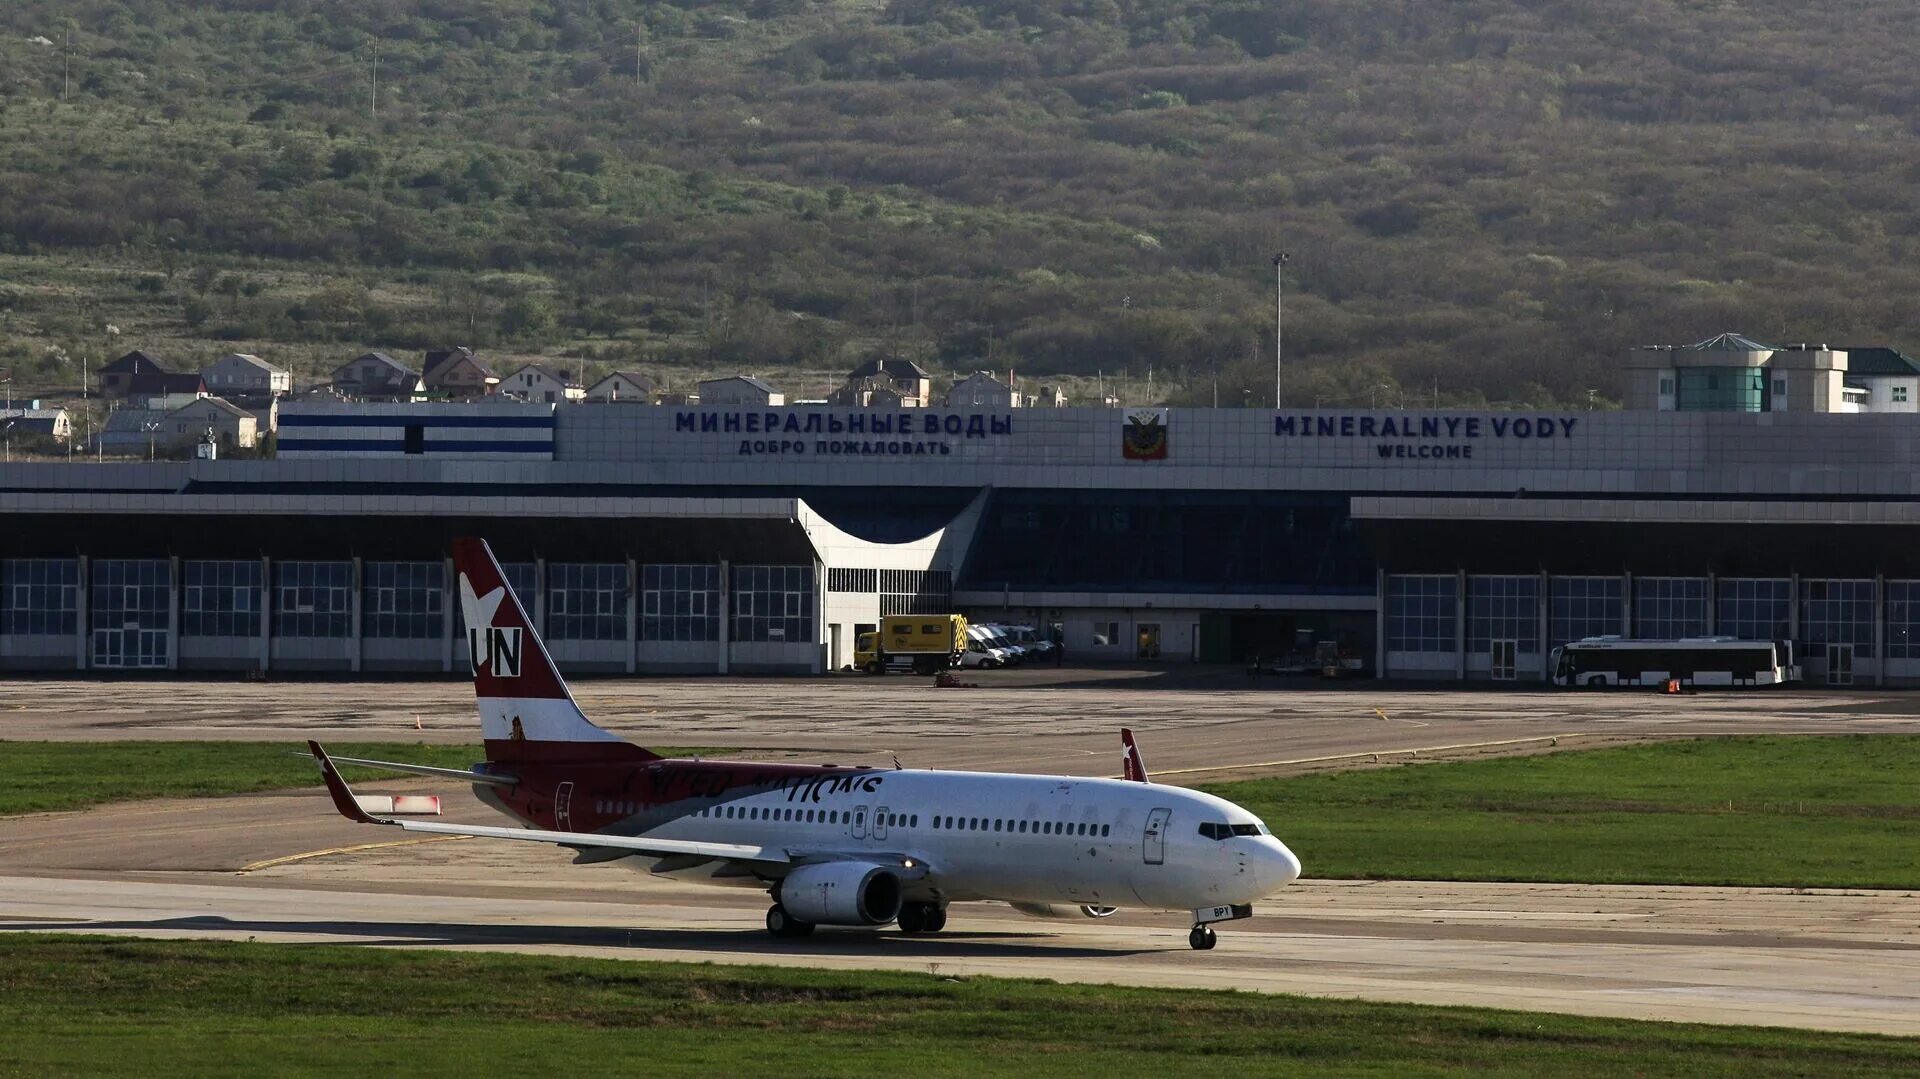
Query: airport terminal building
[{"left": 7, "top": 399, "right": 1920, "bottom": 684}]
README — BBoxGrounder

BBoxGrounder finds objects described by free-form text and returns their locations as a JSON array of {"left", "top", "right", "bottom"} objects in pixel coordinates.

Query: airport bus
[{"left": 1548, "top": 636, "right": 1799, "bottom": 689}]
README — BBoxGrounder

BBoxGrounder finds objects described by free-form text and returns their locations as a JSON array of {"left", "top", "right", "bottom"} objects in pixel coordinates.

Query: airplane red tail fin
[
  {"left": 452, "top": 538, "right": 657, "bottom": 765},
  {"left": 1120, "top": 727, "right": 1150, "bottom": 783}
]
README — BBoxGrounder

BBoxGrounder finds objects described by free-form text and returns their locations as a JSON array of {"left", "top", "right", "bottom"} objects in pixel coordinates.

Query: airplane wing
[
  {"left": 320, "top": 753, "right": 518, "bottom": 788},
  {"left": 307, "top": 741, "right": 788, "bottom": 865}
]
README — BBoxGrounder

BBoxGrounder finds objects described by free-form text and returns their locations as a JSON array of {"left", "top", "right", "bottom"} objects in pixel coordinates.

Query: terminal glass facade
[
  {"left": 733, "top": 565, "right": 814, "bottom": 643},
  {"left": 2, "top": 558, "right": 79, "bottom": 636},
  {"left": 1886, "top": 581, "right": 1920, "bottom": 659},
  {"left": 1801, "top": 579, "right": 1875, "bottom": 658},
  {"left": 1634, "top": 577, "right": 1708, "bottom": 638},
  {"left": 91, "top": 559, "right": 169, "bottom": 668},
  {"left": 182, "top": 560, "right": 261, "bottom": 638},
  {"left": 275, "top": 561, "right": 352, "bottom": 638},
  {"left": 1675, "top": 367, "right": 1766, "bottom": 412},
  {"left": 363, "top": 562, "right": 445, "bottom": 639},
  {"left": 1549, "top": 576, "right": 1622, "bottom": 647},
  {"left": 1716, "top": 578, "right": 1791, "bottom": 641},
  {"left": 641, "top": 564, "right": 720, "bottom": 642},
  {"left": 1387, "top": 575, "right": 1456, "bottom": 653},
  {"left": 1467, "top": 576, "right": 1539, "bottom": 652},
  {"left": 965, "top": 490, "right": 1372, "bottom": 595},
  {"left": 548, "top": 563, "right": 627, "bottom": 641}
]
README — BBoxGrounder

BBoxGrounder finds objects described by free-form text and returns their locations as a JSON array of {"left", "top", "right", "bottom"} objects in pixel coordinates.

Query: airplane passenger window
[
  {"left": 994, "top": 819, "right": 1003, "bottom": 832},
  {"left": 1101, "top": 825, "right": 1110, "bottom": 837},
  {"left": 910, "top": 815, "right": 918, "bottom": 827}
]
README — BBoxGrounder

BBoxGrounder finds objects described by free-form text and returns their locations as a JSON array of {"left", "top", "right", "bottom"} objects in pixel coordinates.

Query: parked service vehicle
[
  {"left": 979, "top": 624, "right": 1027, "bottom": 665},
  {"left": 854, "top": 614, "right": 969, "bottom": 674},
  {"left": 1550, "top": 636, "right": 1799, "bottom": 689},
  {"left": 1008, "top": 624, "right": 1056, "bottom": 659},
  {"left": 961, "top": 626, "right": 1005, "bottom": 668}
]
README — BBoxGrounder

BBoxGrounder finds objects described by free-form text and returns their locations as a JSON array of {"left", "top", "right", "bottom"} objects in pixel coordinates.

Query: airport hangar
[{"left": 5, "top": 401, "right": 1920, "bottom": 685}]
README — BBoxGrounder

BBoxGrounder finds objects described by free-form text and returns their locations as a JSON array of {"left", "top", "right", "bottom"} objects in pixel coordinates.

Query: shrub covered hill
[{"left": 3, "top": 0, "right": 1919, "bottom": 407}]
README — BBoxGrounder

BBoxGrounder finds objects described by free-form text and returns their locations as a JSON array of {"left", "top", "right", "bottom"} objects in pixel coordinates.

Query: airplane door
[
  {"left": 851, "top": 805, "right": 869, "bottom": 839},
  {"left": 1143, "top": 807, "right": 1171, "bottom": 865},
  {"left": 873, "top": 805, "right": 890, "bottom": 840},
  {"left": 554, "top": 781, "right": 575, "bottom": 831}
]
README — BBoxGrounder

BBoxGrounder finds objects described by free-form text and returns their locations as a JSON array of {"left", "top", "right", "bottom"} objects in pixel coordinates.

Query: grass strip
[
  {"left": 1206, "top": 735, "right": 1920, "bottom": 889},
  {"left": 0, "top": 936, "right": 1914, "bottom": 1078},
  {"left": 0, "top": 741, "right": 721, "bottom": 816}
]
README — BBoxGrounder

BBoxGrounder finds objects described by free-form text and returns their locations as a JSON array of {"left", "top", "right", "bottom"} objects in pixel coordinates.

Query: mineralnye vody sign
[
  {"left": 674, "top": 410, "right": 1015, "bottom": 457},
  {"left": 1273, "top": 413, "right": 1580, "bottom": 460}
]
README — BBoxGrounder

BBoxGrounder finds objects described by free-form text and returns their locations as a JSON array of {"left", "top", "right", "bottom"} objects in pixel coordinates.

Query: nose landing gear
[{"left": 1187, "top": 924, "right": 1217, "bottom": 950}]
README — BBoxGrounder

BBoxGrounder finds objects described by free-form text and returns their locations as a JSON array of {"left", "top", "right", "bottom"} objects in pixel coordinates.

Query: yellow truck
[{"left": 854, "top": 614, "right": 969, "bottom": 675}]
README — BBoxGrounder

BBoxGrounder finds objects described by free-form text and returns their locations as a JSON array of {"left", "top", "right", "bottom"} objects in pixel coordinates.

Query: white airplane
[{"left": 308, "top": 538, "right": 1302, "bottom": 950}]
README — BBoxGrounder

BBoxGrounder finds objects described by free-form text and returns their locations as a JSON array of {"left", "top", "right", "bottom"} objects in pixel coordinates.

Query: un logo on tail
[{"left": 468, "top": 626, "right": 523, "bottom": 677}]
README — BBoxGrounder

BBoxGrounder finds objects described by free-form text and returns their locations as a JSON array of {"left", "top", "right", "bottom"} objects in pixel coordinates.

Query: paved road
[{"left": 4, "top": 672, "right": 1920, "bottom": 1034}]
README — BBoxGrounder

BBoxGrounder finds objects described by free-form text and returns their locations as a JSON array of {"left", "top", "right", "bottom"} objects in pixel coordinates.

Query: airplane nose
[{"left": 1264, "top": 838, "right": 1302, "bottom": 887}]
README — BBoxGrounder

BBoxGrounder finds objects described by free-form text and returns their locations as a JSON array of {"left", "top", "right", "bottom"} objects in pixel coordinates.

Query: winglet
[
  {"left": 308, "top": 740, "right": 386, "bottom": 826},
  {"left": 1121, "top": 727, "right": 1149, "bottom": 783}
]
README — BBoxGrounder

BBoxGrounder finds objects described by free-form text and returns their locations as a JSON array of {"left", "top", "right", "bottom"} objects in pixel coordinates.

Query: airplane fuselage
[{"left": 475, "top": 759, "right": 1299, "bottom": 911}]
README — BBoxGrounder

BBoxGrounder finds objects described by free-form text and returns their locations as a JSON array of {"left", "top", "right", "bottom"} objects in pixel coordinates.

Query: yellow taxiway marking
[{"left": 239, "top": 835, "right": 471, "bottom": 873}]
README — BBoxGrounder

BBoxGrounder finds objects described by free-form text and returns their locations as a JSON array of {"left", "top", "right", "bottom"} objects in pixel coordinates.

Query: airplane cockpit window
[
  {"left": 1231, "top": 824, "right": 1261, "bottom": 837},
  {"left": 1198, "top": 822, "right": 1230, "bottom": 840}
]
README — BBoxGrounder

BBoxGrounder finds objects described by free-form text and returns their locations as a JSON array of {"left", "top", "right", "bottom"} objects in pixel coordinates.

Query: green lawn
[
  {"left": 1207, "top": 736, "right": 1920, "bottom": 889},
  {"left": 0, "top": 937, "right": 1912, "bottom": 1078},
  {"left": 0, "top": 741, "right": 487, "bottom": 815},
  {"left": 0, "top": 741, "right": 720, "bottom": 816}
]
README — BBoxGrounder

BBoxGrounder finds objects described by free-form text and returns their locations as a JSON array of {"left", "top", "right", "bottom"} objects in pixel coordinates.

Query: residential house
[
  {"left": 164, "top": 396, "right": 259, "bottom": 449},
  {"left": 0, "top": 407, "right": 72, "bottom": 443},
  {"left": 503, "top": 363, "right": 585, "bottom": 404},
  {"left": 697, "top": 376, "right": 783, "bottom": 407},
  {"left": 421, "top": 346, "right": 498, "bottom": 400},
  {"left": 585, "top": 370, "right": 659, "bottom": 403},
  {"left": 831, "top": 357, "right": 930, "bottom": 407},
  {"left": 200, "top": 353, "right": 291, "bottom": 397},
  {"left": 1838, "top": 346, "right": 1920, "bottom": 413},
  {"left": 95, "top": 407, "right": 170, "bottom": 456},
  {"left": 330, "top": 352, "right": 424, "bottom": 401},
  {"left": 97, "top": 350, "right": 206, "bottom": 401},
  {"left": 945, "top": 370, "right": 1020, "bottom": 409}
]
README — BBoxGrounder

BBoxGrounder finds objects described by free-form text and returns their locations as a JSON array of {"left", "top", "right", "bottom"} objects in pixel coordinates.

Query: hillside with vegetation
[{"left": 3, "top": 0, "right": 1920, "bottom": 407}]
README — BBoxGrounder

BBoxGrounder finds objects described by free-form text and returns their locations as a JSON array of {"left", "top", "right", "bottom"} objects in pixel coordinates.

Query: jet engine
[
  {"left": 1008, "top": 902, "right": 1118, "bottom": 920},
  {"left": 778, "top": 862, "right": 903, "bottom": 926}
]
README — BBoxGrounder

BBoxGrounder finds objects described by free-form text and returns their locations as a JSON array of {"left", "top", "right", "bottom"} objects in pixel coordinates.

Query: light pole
[
  {"left": 1270, "top": 253, "right": 1289, "bottom": 409},
  {"left": 142, "top": 420, "right": 161, "bottom": 461}
]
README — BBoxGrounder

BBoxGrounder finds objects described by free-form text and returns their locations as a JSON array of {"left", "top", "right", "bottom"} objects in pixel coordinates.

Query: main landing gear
[
  {"left": 1188, "top": 924, "right": 1218, "bottom": 950},
  {"left": 766, "top": 903, "right": 816, "bottom": 938},
  {"left": 897, "top": 901, "right": 948, "bottom": 935}
]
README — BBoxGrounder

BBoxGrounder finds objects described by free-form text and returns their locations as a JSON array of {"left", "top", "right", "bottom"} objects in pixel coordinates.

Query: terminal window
[
  {"left": 275, "top": 561, "right": 351, "bottom": 638},
  {"left": 549, "top": 563, "right": 627, "bottom": 641},
  {"left": 733, "top": 565, "right": 814, "bottom": 644},
  {"left": 1388, "top": 575, "right": 1457, "bottom": 654},
  {"left": 1716, "top": 578, "right": 1790, "bottom": 641},
  {"left": 182, "top": 560, "right": 261, "bottom": 638},
  {"left": 90, "top": 559, "right": 170, "bottom": 668},
  {"left": 1885, "top": 581, "right": 1920, "bottom": 658},
  {"left": 1801, "top": 579, "right": 1874, "bottom": 658},
  {"left": 1467, "top": 576, "right": 1540, "bottom": 652},
  {"left": 363, "top": 561, "right": 445, "bottom": 640},
  {"left": 1, "top": 558, "right": 78, "bottom": 636},
  {"left": 642, "top": 564, "right": 719, "bottom": 642},
  {"left": 1634, "top": 577, "right": 1707, "bottom": 638},
  {"left": 1550, "top": 576, "right": 1622, "bottom": 647}
]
